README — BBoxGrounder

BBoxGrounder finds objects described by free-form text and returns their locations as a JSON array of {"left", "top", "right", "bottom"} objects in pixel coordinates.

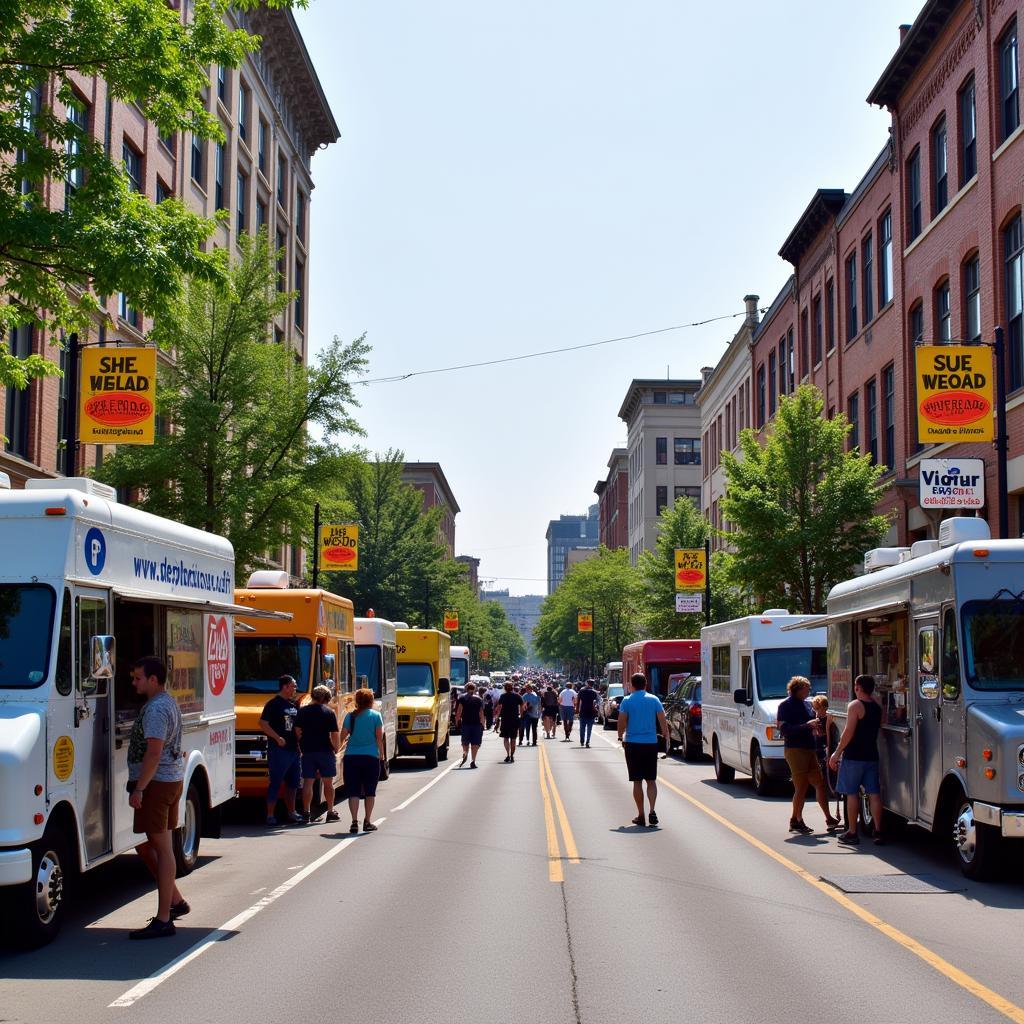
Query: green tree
[
  {"left": 444, "top": 581, "right": 526, "bottom": 671},
  {"left": 96, "top": 232, "right": 368, "bottom": 578},
  {"left": 721, "top": 383, "right": 890, "bottom": 613},
  {"left": 0, "top": 0, "right": 303, "bottom": 386}
]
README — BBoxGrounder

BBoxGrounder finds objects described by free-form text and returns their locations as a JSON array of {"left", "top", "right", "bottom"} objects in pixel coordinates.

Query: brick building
[
  {"left": 400, "top": 462, "right": 460, "bottom": 558},
  {"left": 594, "top": 447, "right": 629, "bottom": 550}
]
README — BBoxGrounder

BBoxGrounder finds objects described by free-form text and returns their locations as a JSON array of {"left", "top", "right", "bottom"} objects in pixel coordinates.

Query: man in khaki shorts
[{"left": 126, "top": 657, "right": 188, "bottom": 939}]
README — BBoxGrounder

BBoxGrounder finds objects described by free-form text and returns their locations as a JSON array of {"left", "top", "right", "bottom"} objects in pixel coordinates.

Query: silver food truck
[
  {"left": 0, "top": 477, "right": 284, "bottom": 945},
  {"left": 783, "top": 517, "right": 1024, "bottom": 879}
]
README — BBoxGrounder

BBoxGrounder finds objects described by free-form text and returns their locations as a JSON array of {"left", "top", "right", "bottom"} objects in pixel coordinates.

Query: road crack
[{"left": 559, "top": 881, "right": 583, "bottom": 1024}]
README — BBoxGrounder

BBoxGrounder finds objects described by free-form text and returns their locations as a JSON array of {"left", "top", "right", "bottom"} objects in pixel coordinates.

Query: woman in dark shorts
[
  {"left": 456, "top": 681, "right": 485, "bottom": 768},
  {"left": 541, "top": 684, "right": 559, "bottom": 739},
  {"left": 340, "top": 688, "right": 385, "bottom": 834},
  {"left": 496, "top": 681, "right": 523, "bottom": 763}
]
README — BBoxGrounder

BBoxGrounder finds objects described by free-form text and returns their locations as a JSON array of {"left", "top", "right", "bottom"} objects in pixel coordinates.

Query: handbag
[{"left": 379, "top": 756, "right": 390, "bottom": 782}]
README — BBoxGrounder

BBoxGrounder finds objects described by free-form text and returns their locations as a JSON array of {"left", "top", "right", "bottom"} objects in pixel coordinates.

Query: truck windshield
[
  {"left": 754, "top": 648, "right": 827, "bottom": 699},
  {"left": 606, "top": 684, "right": 624, "bottom": 699},
  {"left": 451, "top": 658, "right": 469, "bottom": 686},
  {"left": 0, "top": 584, "right": 56, "bottom": 689},
  {"left": 398, "top": 663, "right": 435, "bottom": 696},
  {"left": 607, "top": 668, "right": 622, "bottom": 688},
  {"left": 648, "top": 662, "right": 700, "bottom": 698},
  {"left": 962, "top": 598, "right": 1024, "bottom": 691},
  {"left": 235, "top": 637, "right": 312, "bottom": 693},
  {"left": 355, "top": 645, "right": 382, "bottom": 697}
]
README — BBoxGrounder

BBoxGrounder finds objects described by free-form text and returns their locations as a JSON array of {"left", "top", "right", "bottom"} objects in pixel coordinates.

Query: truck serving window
[
  {"left": 398, "top": 663, "right": 434, "bottom": 696},
  {"left": 355, "top": 645, "right": 382, "bottom": 697},
  {"left": 235, "top": 637, "right": 313, "bottom": 693},
  {"left": 754, "top": 648, "right": 827, "bottom": 699},
  {"left": 962, "top": 598, "right": 1024, "bottom": 691},
  {"left": 0, "top": 584, "right": 56, "bottom": 689}
]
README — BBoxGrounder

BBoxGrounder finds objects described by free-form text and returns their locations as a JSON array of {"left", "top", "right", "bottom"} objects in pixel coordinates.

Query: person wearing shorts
[
  {"left": 456, "top": 681, "right": 485, "bottom": 768},
  {"left": 541, "top": 684, "right": 559, "bottom": 738},
  {"left": 829, "top": 674, "right": 883, "bottom": 846},
  {"left": 341, "top": 687, "right": 385, "bottom": 834},
  {"left": 126, "top": 657, "right": 187, "bottom": 939},
  {"left": 296, "top": 685, "right": 340, "bottom": 823},
  {"left": 617, "top": 673, "right": 670, "bottom": 827},
  {"left": 558, "top": 683, "right": 577, "bottom": 740},
  {"left": 496, "top": 681, "right": 523, "bottom": 763}
]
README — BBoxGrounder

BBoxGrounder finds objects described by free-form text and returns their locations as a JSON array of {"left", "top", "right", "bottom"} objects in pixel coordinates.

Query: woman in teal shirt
[{"left": 340, "top": 688, "right": 385, "bottom": 834}]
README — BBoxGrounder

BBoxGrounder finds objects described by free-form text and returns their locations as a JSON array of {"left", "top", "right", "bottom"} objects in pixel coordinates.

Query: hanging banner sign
[
  {"left": 443, "top": 610, "right": 459, "bottom": 631},
  {"left": 577, "top": 611, "right": 593, "bottom": 633},
  {"left": 676, "top": 593, "right": 703, "bottom": 613},
  {"left": 919, "top": 458, "right": 985, "bottom": 509},
  {"left": 319, "top": 523, "right": 359, "bottom": 571},
  {"left": 915, "top": 345, "right": 994, "bottom": 442},
  {"left": 674, "top": 548, "right": 707, "bottom": 592},
  {"left": 79, "top": 347, "right": 157, "bottom": 444}
]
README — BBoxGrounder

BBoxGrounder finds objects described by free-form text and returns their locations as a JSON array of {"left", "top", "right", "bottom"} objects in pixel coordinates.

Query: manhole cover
[{"left": 820, "top": 873, "right": 965, "bottom": 894}]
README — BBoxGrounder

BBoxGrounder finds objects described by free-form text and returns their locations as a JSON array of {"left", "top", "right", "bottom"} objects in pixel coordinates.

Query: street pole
[
  {"left": 61, "top": 331, "right": 79, "bottom": 476},
  {"left": 704, "top": 537, "right": 712, "bottom": 627},
  {"left": 311, "top": 501, "right": 320, "bottom": 589},
  {"left": 590, "top": 605, "right": 595, "bottom": 680},
  {"left": 994, "top": 326, "right": 1010, "bottom": 540}
]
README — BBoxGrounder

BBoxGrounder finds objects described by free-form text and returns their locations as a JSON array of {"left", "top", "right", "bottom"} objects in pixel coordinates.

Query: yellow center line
[
  {"left": 658, "top": 777, "right": 1024, "bottom": 1024},
  {"left": 537, "top": 745, "right": 564, "bottom": 882},
  {"left": 539, "top": 744, "right": 580, "bottom": 864}
]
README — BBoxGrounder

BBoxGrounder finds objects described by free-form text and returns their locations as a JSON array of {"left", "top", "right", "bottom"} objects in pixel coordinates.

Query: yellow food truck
[
  {"left": 396, "top": 628, "right": 452, "bottom": 767},
  {"left": 233, "top": 572, "right": 356, "bottom": 797}
]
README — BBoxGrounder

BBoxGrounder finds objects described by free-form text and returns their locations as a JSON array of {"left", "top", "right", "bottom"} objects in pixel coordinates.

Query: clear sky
[{"left": 294, "top": 0, "right": 924, "bottom": 595}]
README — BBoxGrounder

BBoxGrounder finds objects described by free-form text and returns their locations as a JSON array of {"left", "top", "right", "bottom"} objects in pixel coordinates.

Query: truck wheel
[
  {"left": 682, "top": 730, "right": 698, "bottom": 761},
  {"left": 751, "top": 745, "right": 772, "bottom": 796},
  {"left": 172, "top": 782, "right": 202, "bottom": 876},
  {"left": 425, "top": 730, "right": 439, "bottom": 768},
  {"left": 713, "top": 738, "right": 735, "bottom": 784},
  {"left": 952, "top": 795, "right": 1001, "bottom": 881},
  {"left": 439, "top": 731, "right": 449, "bottom": 761},
  {"left": 8, "top": 827, "right": 71, "bottom": 948}
]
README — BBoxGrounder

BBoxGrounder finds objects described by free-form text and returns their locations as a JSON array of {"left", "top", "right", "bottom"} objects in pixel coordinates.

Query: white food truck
[
  {"left": 0, "top": 477, "right": 279, "bottom": 946},
  {"left": 355, "top": 615, "right": 399, "bottom": 766},
  {"left": 783, "top": 518, "right": 1024, "bottom": 879},
  {"left": 700, "top": 611, "right": 827, "bottom": 794}
]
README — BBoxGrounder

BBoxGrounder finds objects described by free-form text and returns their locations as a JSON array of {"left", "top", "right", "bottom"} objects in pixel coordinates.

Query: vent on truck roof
[
  {"left": 246, "top": 570, "right": 290, "bottom": 589},
  {"left": 938, "top": 517, "right": 991, "bottom": 548},
  {"left": 762, "top": 608, "right": 790, "bottom": 616},
  {"left": 864, "top": 547, "right": 910, "bottom": 573},
  {"left": 25, "top": 476, "right": 116, "bottom": 500}
]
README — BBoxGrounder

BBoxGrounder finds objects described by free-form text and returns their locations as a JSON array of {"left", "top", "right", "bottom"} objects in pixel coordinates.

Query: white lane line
[
  {"left": 596, "top": 733, "right": 619, "bottom": 749},
  {"left": 109, "top": 818, "right": 386, "bottom": 1009},
  {"left": 390, "top": 760, "right": 459, "bottom": 812}
]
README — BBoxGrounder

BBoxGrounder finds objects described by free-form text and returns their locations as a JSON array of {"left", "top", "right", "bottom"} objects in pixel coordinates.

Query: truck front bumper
[
  {"left": 397, "top": 731, "right": 435, "bottom": 754},
  {"left": 0, "top": 847, "right": 32, "bottom": 886},
  {"left": 970, "top": 802, "right": 1024, "bottom": 837}
]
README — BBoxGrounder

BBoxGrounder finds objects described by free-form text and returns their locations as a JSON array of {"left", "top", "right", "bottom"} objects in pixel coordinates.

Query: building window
[
  {"left": 756, "top": 365, "right": 766, "bottom": 427},
  {"left": 217, "top": 64, "right": 227, "bottom": 104},
  {"left": 191, "top": 134, "right": 203, "bottom": 184},
  {"left": 907, "top": 147, "right": 922, "bottom": 241},
  {"left": 118, "top": 292, "right": 139, "bottom": 329},
  {"left": 655, "top": 436, "right": 667, "bottom": 465},
  {"left": 862, "top": 233, "right": 874, "bottom": 323},
  {"left": 277, "top": 152, "right": 286, "bottom": 206},
  {"left": 882, "top": 363, "right": 895, "bottom": 471},
  {"left": 826, "top": 279, "right": 835, "bottom": 350},
  {"left": 964, "top": 255, "right": 981, "bottom": 342},
  {"left": 214, "top": 140, "right": 225, "bottom": 209},
  {"left": 1000, "top": 21, "right": 1019, "bottom": 143},
  {"left": 960, "top": 76, "right": 977, "bottom": 184},
  {"left": 294, "top": 258, "right": 304, "bottom": 329},
  {"left": 155, "top": 178, "right": 170, "bottom": 204},
  {"left": 768, "top": 350, "right": 777, "bottom": 415},
  {"left": 787, "top": 327, "right": 795, "bottom": 391},
  {"left": 1006, "top": 214, "right": 1024, "bottom": 389},
  {"left": 910, "top": 302, "right": 925, "bottom": 345},
  {"left": 932, "top": 115, "right": 948, "bottom": 215},
  {"left": 800, "top": 309, "right": 809, "bottom": 377},
  {"left": 238, "top": 82, "right": 249, "bottom": 142},
  {"left": 673, "top": 437, "right": 700, "bottom": 465},
  {"left": 296, "top": 190, "right": 306, "bottom": 242},
  {"left": 935, "top": 280, "right": 951, "bottom": 341},
  {"left": 4, "top": 323, "right": 32, "bottom": 458},
  {"left": 122, "top": 140, "right": 142, "bottom": 192},
  {"left": 777, "top": 339, "right": 786, "bottom": 396},
  {"left": 879, "top": 210, "right": 893, "bottom": 307},
  {"left": 866, "top": 378, "right": 878, "bottom": 466},
  {"left": 256, "top": 197, "right": 267, "bottom": 231},
  {"left": 652, "top": 390, "right": 667, "bottom": 405},
  {"left": 258, "top": 119, "right": 268, "bottom": 174},
  {"left": 236, "top": 170, "right": 247, "bottom": 232},
  {"left": 65, "top": 97, "right": 88, "bottom": 210},
  {"left": 276, "top": 229, "right": 286, "bottom": 291},
  {"left": 675, "top": 486, "right": 700, "bottom": 506},
  {"left": 656, "top": 486, "right": 668, "bottom": 516},
  {"left": 668, "top": 390, "right": 692, "bottom": 405},
  {"left": 846, "top": 252, "right": 858, "bottom": 339},
  {"left": 812, "top": 295, "right": 823, "bottom": 365},
  {"left": 847, "top": 391, "right": 860, "bottom": 452}
]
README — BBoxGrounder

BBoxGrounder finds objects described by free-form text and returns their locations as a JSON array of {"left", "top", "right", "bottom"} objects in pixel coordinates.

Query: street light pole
[{"left": 994, "top": 326, "right": 1010, "bottom": 540}]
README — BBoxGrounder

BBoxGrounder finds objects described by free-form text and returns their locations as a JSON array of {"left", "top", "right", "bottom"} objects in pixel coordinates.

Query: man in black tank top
[{"left": 829, "top": 675, "right": 883, "bottom": 845}]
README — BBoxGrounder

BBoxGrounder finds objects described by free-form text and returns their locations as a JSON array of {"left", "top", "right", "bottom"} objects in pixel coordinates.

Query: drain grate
[{"left": 820, "top": 873, "right": 965, "bottom": 894}]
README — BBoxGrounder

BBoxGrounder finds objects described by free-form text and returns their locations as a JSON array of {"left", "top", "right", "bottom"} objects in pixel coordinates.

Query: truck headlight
[{"left": 413, "top": 714, "right": 434, "bottom": 731}]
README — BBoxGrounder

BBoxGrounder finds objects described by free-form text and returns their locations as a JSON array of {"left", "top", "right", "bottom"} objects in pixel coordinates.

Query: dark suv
[{"left": 664, "top": 675, "right": 703, "bottom": 760}]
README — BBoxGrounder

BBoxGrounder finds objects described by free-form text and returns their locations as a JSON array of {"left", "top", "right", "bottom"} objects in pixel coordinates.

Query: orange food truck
[{"left": 232, "top": 571, "right": 356, "bottom": 798}]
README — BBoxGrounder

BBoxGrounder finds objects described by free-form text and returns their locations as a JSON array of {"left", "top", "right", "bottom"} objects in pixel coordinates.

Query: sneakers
[
  {"left": 648, "top": 811, "right": 659, "bottom": 826},
  {"left": 129, "top": 917, "right": 176, "bottom": 940},
  {"left": 325, "top": 810, "right": 340, "bottom": 823},
  {"left": 586, "top": 743, "right": 591, "bottom": 748},
  {"left": 169, "top": 899, "right": 190, "bottom": 920},
  {"left": 470, "top": 762, "right": 478, "bottom": 769},
  {"left": 825, "top": 816, "right": 843, "bottom": 833},
  {"left": 789, "top": 818, "right": 813, "bottom": 835},
  {"left": 631, "top": 814, "right": 646, "bottom": 827},
  {"left": 503, "top": 755, "right": 511, "bottom": 763},
  {"left": 266, "top": 815, "right": 278, "bottom": 827},
  {"left": 837, "top": 831, "right": 861, "bottom": 846},
  {"left": 287, "top": 811, "right": 304, "bottom": 825}
]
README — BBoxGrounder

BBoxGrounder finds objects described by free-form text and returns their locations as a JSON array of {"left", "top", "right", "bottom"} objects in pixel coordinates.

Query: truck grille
[{"left": 398, "top": 715, "right": 411, "bottom": 731}]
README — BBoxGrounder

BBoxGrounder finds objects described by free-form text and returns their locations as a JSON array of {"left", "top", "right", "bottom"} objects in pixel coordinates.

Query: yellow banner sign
[
  {"left": 443, "top": 610, "right": 459, "bottom": 631},
  {"left": 79, "top": 347, "right": 156, "bottom": 444},
  {"left": 577, "top": 612, "right": 593, "bottom": 633},
  {"left": 915, "top": 345, "right": 994, "bottom": 442},
  {"left": 675, "top": 548, "right": 707, "bottom": 592},
  {"left": 320, "top": 524, "right": 359, "bottom": 571}
]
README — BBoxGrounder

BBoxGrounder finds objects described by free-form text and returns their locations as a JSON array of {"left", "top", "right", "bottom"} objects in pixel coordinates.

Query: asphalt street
[{"left": 4, "top": 726, "right": 1024, "bottom": 1024}]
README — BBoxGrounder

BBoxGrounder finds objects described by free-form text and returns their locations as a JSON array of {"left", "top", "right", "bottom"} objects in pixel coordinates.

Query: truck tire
[
  {"left": 172, "top": 781, "right": 203, "bottom": 876},
  {"left": 7, "top": 826, "right": 71, "bottom": 949},
  {"left": 751, "top": 745, "right": 772, "bottom": 796},
  {"left": 439, "top": 730, "right": 449, "bottom": 761},
  {"left": 682, "top": 729, "right": 699, "bottom": 761},
  {"left": 425, "top": 729, "right": 439, "bottom": 768},
  {"left": 713, "top": 738, "right": 735, "bottom": 784},
  {"left": 952, "top": 794, "right": 1001, "bottom": 881}
]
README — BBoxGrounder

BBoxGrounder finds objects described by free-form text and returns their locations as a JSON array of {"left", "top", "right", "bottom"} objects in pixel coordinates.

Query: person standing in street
[
  {"left": 828, "top": 674, "right": 884, "bottom": 846},
  {"left": 541, "top": 683, "right": 559, "bottom": 738},
  {"left": 126, "top": 657, "right": 187, "bottom": 939},
  {"left": 259, "top": 675, "right": 304, "bottom": 826},
  {"left": 521, "top": 683, "right": 541, "bottom": 746},
  {"left": 617, "top": 672, "right": 670, "bottom": 828},
  {"left": 295, "top": 684, "right": 341, "bottom": 823},
  {"left": 575, "top": 679, "right": 600, "bottom": 748},
  {"left": 558, "top": 681, "right": 577, "bottom": 741},
  {"left": 456, "top": 681, "right": 485, "bottom": 768},
  {"left": 340, "top": 687, "right": 385, "bottom": 834},
  {"left": 496, "top": 680, "right": 523, "bottom": 763},
  {"left": 488, "top": 681, "right": 504, "bottom": 733},
  {"left": 777, "top": 676, "right": 841, "bottom": 835},
  {"left": 483, "top": 689, "right": 494, "bottom": 730}
]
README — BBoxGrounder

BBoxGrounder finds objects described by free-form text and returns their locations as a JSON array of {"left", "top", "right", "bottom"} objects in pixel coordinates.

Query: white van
[
  {"left": 354, "top": 616, "right": 398, "bottom": 765},
  {"left": 0, "top": 477, "right": 280, "bottom": 946},
  {"left": 701, "top": 611, "right": 827, "bottom": 795}
]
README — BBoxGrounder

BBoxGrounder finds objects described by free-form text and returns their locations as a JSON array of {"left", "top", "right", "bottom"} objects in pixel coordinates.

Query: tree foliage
[
  {"left": 443, "top": 581, "right": 526, "bottom": 671},
  {"left": 0, "top": 0, "right": 304, "bottom": 386},
  {"left": 720, "top": 384, "right": 890, "bottom": 613},
  {"left": 96, "top": 232, "right": 368, "bottom": 579}
]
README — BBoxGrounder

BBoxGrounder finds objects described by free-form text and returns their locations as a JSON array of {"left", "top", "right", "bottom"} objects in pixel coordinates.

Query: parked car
[
  {"left": 601, "top": 682, "right": 625, "bottom": 729},
  {"left": 664, "top": 674, "right": 704, "bottom": 760}
]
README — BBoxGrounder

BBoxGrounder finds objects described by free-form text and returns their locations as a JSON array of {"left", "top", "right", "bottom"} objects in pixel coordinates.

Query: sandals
[
  {"left": 349, "top": 820, "right": 359, "bottom": 834},
  {"left": 631, "top": 814, "right": 646, "bottom": 827},
  {"left": 363, "top": 820, "right": 378, "bottom": 832}
]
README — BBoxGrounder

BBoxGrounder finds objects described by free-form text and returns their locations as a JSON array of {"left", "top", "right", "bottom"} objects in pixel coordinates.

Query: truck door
[
  {"left": 75, "top": 589, "right": 112, "bottom": 861},
  {"left": 736, "top": 649, "right": 752, "bottom": 769},
  {"left": 914, "top": 619, "right": 942, "bottom": 825}
]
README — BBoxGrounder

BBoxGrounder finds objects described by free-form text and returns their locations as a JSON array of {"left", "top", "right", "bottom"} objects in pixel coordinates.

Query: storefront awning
[
  {"left": 779, "top": 600, "right": 908, "bottom": 631},
  {"left": 108, "top": 585, "right": 292, "bottom": 621}
]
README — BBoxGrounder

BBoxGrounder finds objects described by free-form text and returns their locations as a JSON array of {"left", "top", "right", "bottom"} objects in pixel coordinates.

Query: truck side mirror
[
  {"left": 438, "top": 678, "right": 451, "bottom": 694},
  {"left": 733, "top": 688, "right": 748, "bottom": 705}
]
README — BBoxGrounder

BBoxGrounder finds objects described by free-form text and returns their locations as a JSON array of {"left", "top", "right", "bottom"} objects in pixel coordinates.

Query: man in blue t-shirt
[{"left": 617, "top": 672, "right": 670, "bottom": 827}]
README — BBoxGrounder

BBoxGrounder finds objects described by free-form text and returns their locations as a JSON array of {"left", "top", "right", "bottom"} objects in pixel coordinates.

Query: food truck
[
  {"left": 0, "top": 477, "right": 269, "bottom": 946},
  {"left": 782, "top": 518, "right": 1024, "bottom": 879},
  {"left": 355, "top": 614, "right": 399, "bottom": 765},
  {"left": 396, "top": 628, "right": 452, "bottom": 766}
]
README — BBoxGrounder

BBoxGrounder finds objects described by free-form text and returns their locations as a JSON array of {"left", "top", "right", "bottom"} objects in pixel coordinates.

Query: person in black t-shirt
[
  {"left": 295, "top": 685, "right": 341, "bottom": 823},
  {"left": 575, "top": 681, "right": 600, "bottom": 748},
  {"left": 259, "top": 675, "right": 303, "bottom": 827},
  {"left": 455, "top": 681, "right": 485, "bottom": 768},
  {"left": 496, "top": 681, "right": 524, "bottom": 763}
]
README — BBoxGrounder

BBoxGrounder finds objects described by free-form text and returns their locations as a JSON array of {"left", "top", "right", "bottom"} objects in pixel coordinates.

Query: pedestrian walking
[
  {"left": 126, "top": 657, "right": 187, "bottom": 939},
  {"left": 575, "top": 679, "right": 600, "bottom": 748},
  {"left": 558, "top": 681, "right": 577, "bottom": 741},
  {"left": 496, "top": 681, "right": 523, "bottom": 763},
  {"left": 483, "top": 690, "right": 494, "bottom": 730},
  {"left": 828, "top": 674, "right": 884, "bottom": 846},
  {"left": 340, "top": 687, "right": 386, "bottom": 834},
  {"left": 617, "top": 672, "right": 670, "bottom": 828},
  {"left": 777, "top": 676, "right": 841, "bottom": 835},
  {"left": 456, "top": 681, "right": 485, "bottom": 768},
  {"left": 488, "top": 681, "right": 504, "bottom": 733},
  {"left": 295, "top": 684, "right": 341, "bottom": 823},
  {"left": 259, "top": 674, "right": 303, "bottom": 826},
  {"left": 541, "top": 683, "right": 559, "bottom": 738},
  {"left": 521, "top": 683, "right": 540, "bottom": 746}
]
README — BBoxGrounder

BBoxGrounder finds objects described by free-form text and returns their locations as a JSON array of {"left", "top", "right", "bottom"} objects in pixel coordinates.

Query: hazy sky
[{"left": 294, "top": 1, "right": 924, "bottom": 595}]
